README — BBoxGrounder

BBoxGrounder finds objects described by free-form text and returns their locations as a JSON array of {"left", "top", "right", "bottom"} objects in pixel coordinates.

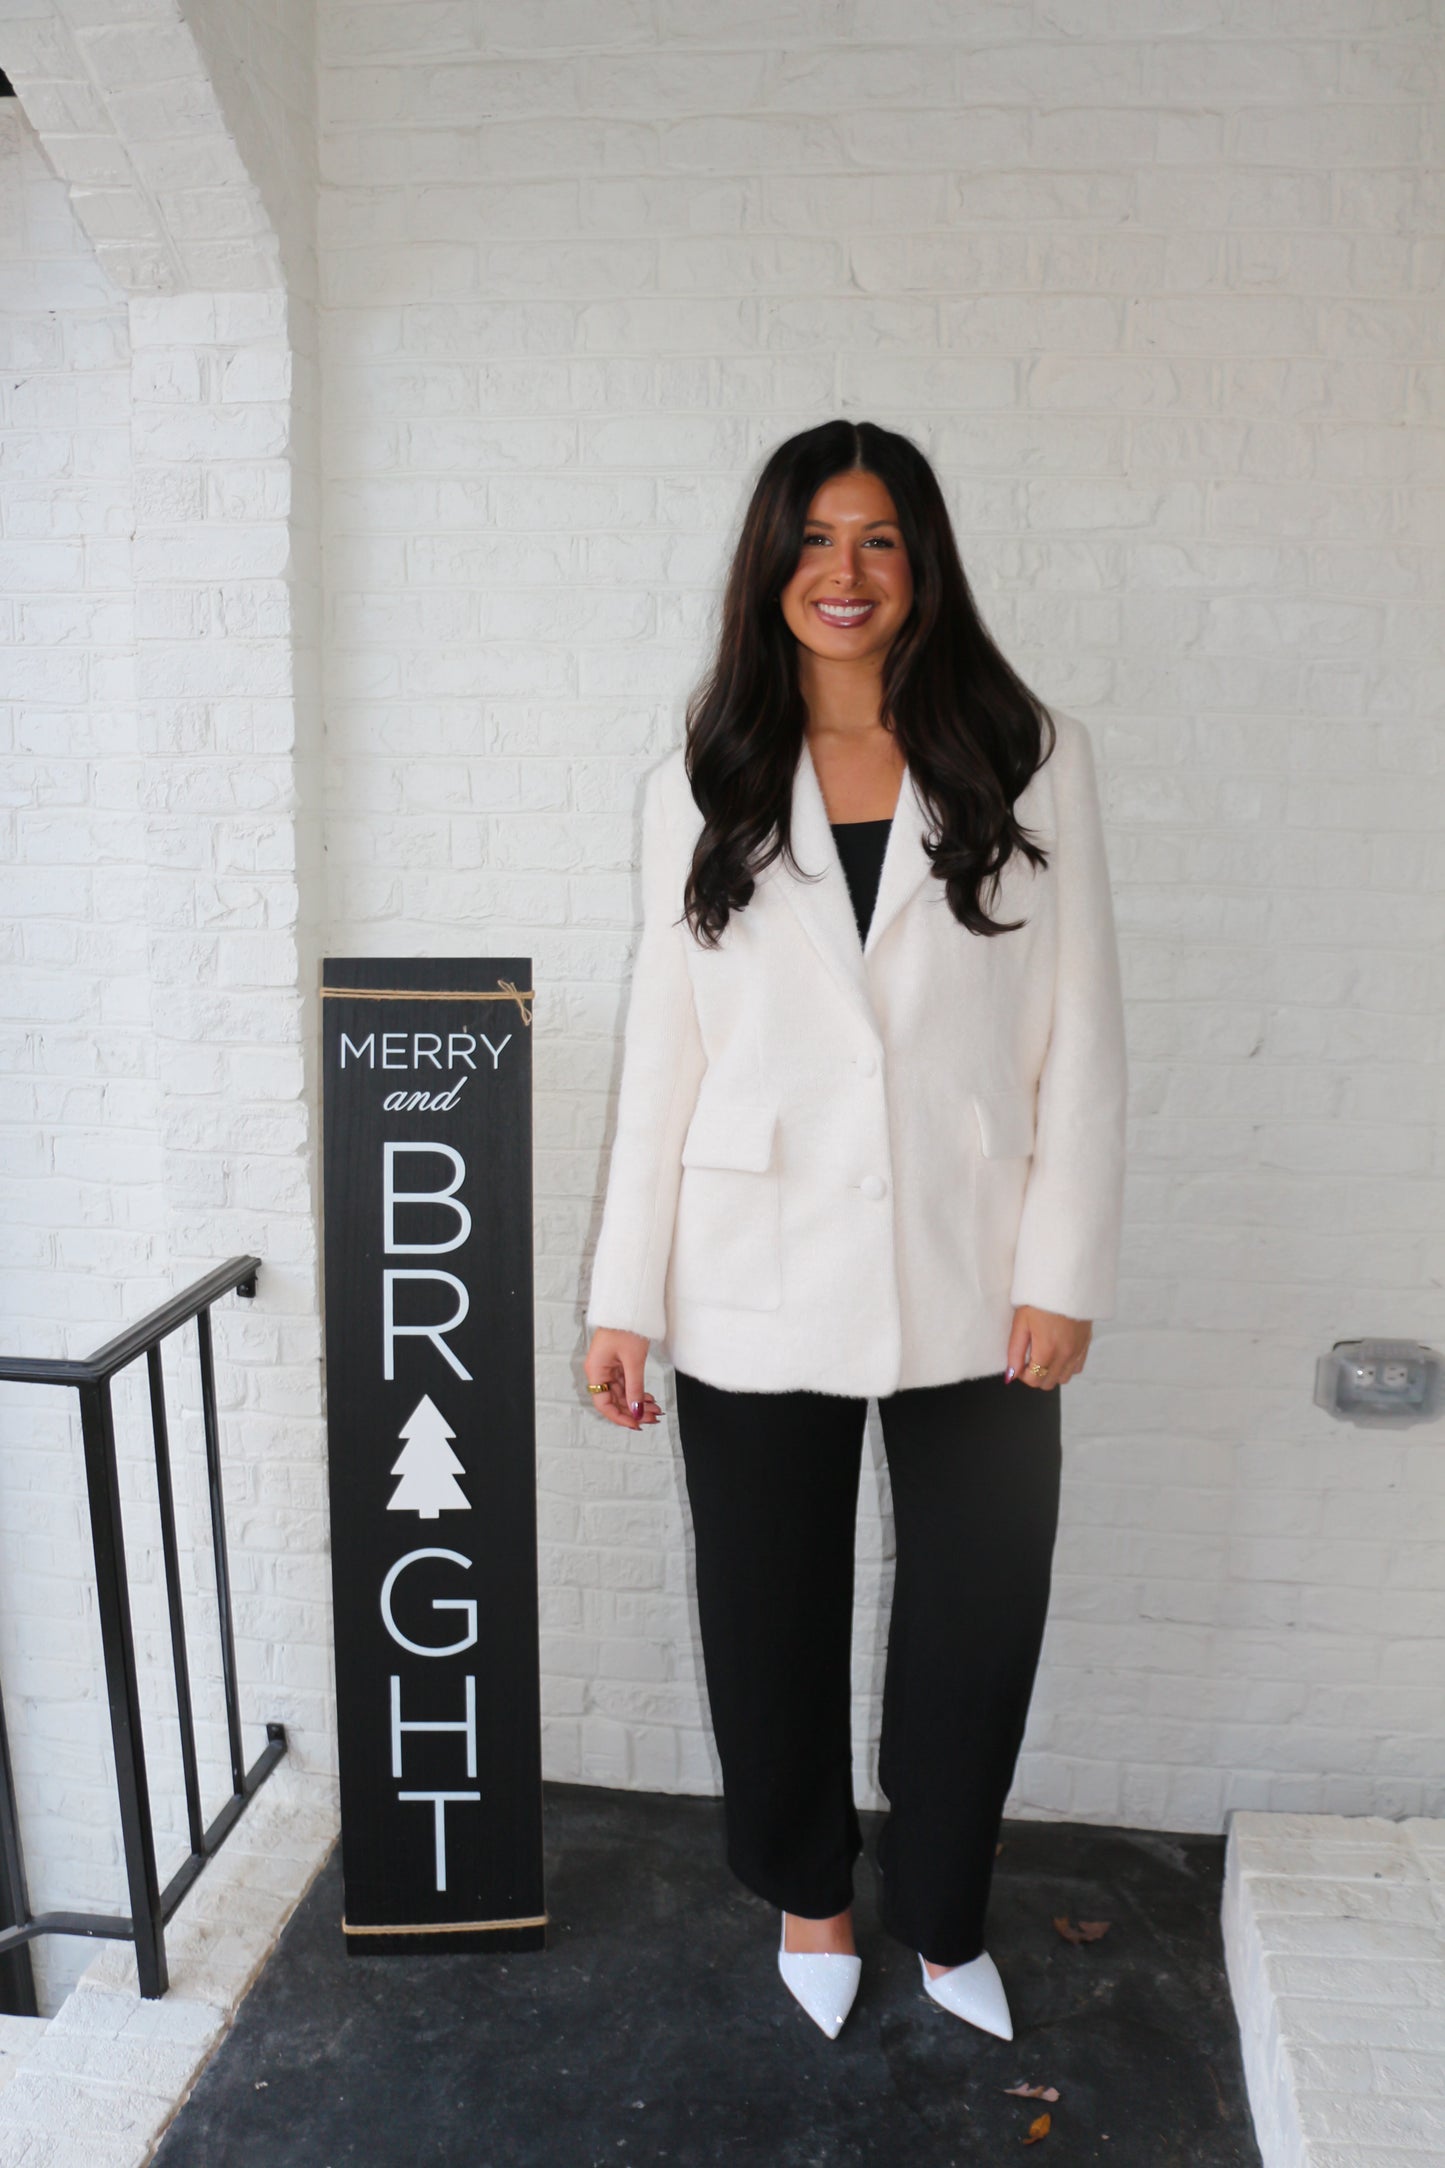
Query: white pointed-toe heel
[
  {"left": 918, "top": 1949, "right": 1014, "bottom": 2040},
  {"left": 777, "top": 1914, "right": 862, "bottom": 2040}
]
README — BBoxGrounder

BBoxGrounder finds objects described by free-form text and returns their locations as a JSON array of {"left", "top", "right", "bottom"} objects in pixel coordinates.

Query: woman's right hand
[{"left": 584, "top": 1328, "right": 662, "bottom": 1431}]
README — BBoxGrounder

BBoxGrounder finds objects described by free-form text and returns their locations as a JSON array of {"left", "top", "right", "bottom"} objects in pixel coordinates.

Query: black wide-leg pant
[{"left": 671, "top": 1367, "right": 1061, "bottom": 1969}]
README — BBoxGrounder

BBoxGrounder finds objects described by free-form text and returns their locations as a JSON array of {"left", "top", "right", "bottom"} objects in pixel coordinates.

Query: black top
[{"left": 830, "top": 818, "right": 892, "bottom": 945}]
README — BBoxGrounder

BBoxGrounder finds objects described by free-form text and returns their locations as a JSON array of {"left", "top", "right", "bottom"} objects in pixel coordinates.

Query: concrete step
[
  {"left": 0, "top": 2015, "right": 48, "bottom": 2098},
  {"left": 1224, "top": 1809, "right": 1445, "bottom": 2168}
]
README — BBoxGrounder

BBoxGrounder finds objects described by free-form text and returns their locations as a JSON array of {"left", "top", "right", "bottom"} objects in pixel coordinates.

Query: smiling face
[{"left": 778, "top": 467, "right": 914, "bottom": 669}]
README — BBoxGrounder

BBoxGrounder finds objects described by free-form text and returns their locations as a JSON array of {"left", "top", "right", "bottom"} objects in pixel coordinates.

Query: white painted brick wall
[
  {"left": 0, "top": 0, "right": 330, "bottom": 2013},
  {"left": 0, "top": 0, "right": 281, "bottom": 295},
  {"left": 318, "top": 2, "right": 1445, "bottom": 1825},
  {"left": 184, "top": 0, "right": 319, "bottom": 302},
  {"left": 0, "top": 99, "right": 162, "bottom": 2017},
  {"left": 126, "top": 270, "right": 330, "bottom": 1791}
]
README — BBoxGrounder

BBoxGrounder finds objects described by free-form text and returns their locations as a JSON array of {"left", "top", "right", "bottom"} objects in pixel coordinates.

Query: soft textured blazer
[{"left": 585, "top": 711, "right": 1128, "bottom": 1397}]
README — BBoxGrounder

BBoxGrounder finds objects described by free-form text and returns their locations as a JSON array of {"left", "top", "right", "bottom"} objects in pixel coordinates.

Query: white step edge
[
  {"left": 0, "top": 1763, "right": 338, "bottom": 2168},
  {"left": 1223, "top": 1808, "right": 1445, "bottom": 2168}
]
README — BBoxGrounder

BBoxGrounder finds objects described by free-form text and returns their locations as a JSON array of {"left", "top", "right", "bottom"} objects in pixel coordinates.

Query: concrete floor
[{"left": 153, "top": 1781, "right": 1261, "bottom": 2167}]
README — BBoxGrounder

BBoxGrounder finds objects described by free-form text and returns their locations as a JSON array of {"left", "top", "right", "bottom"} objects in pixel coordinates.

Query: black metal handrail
[{"left": 0, "top": 1256, "right": 286, "bottom": 2001}]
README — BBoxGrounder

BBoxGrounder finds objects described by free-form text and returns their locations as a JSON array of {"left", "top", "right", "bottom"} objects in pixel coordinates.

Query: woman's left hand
[{"left": 1007, "top": 1306, "right": 1091, "bottom": 1390}]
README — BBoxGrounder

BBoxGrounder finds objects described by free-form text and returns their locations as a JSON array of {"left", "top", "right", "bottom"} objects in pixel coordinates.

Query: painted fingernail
[
  {"left": 1004, "top": 1366, "right": 1015, "bottom": 1383},
  {"left": 629, "top": 1400, "right": 642, "bottom": 1416}
]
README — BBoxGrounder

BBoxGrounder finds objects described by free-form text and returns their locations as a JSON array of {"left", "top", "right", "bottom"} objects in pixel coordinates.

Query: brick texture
[
  {"left": 1225, "top": 1810, "right": 1445, "bottom": 2168},
  {"left": 0, "top": 1, "right": 327, "bottom": 2013}
]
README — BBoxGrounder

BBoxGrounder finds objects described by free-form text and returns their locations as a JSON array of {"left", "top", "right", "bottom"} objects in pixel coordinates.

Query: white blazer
[{"left": 585, "top": 710, "right": 1128, "bottom": 1397}]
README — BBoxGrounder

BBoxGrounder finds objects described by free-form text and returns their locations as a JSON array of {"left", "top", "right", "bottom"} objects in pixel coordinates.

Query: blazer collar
[{"left": 758, "top": 734, "right": 936, "bottom": 1042}]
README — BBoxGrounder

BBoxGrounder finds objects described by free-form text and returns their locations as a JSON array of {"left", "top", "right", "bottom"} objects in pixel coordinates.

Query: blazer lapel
[
  {"left": 759, "top": 736, "right": 936, "bottom": 1040},
  {"left": 863, "top": 758, "right": 935, "bottom": 960}
]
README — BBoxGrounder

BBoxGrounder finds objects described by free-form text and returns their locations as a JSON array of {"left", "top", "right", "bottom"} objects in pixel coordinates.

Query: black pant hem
[{"left": 725, "top": 1845, "right": 861, "bottom": 1922}]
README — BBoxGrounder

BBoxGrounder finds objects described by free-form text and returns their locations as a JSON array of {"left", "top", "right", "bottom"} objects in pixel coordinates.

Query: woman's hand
[
  {"left": 584, "top": 1328, "right": 663, "bottom": 1431},
  {"left": 1006, "top": 1306, "right": 1091, "bottom": 1390}
]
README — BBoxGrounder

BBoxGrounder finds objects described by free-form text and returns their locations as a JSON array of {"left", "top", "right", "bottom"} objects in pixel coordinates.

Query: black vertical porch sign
[{"left": 320, "top": 957, "right": 546, "bottom": 1956}]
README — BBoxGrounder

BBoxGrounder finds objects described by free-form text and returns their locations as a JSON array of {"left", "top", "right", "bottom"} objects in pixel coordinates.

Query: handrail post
[
  {"left": 0, "top": 1671, "right": 37, "bottom": 2017},
  {"left": 78, "top": 1381, "right": 167, "bottom": 1998},
  {"left": 147, "top": 1346, "right": 205, "bottom": 1858},
  {"left": 195, "top": 1307, "right": 246, "bottom": 1798}
]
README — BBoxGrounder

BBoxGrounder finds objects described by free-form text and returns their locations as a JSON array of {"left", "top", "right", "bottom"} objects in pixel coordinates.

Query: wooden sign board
[{"left": 320, "top": 958, "right": 546, "bottom": 1956}]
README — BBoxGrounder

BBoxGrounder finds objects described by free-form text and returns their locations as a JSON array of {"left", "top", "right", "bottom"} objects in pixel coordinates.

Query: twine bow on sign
[{"left": 496, "top": 978, "right": 533, "bottom": 1027}]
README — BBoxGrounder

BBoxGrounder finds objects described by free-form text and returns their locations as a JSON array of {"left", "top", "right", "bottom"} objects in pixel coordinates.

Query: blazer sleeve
[
  {"left": 1009, "top": 713, "right": 1129, "bottom": 1322},
  {"left": 584, "top": 757, "right": 707, "bottom": 1344}
]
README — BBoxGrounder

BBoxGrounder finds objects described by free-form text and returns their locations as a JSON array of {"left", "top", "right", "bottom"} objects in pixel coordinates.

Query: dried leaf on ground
[
  {"left": 1052, "top": 1915, "right": 1112, "bottom": 1943},
  {"left": 1023, "top": 2110, "right": 1051, "bottom": 2143},
  {"left": 1004, "top": 2082, "right": 1059, "bottom": 2101}
]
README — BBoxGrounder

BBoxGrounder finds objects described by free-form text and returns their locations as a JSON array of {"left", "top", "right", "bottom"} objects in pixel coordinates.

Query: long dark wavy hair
[{"left": 681, "top": 418, "right": 1057, "bottom": 947}]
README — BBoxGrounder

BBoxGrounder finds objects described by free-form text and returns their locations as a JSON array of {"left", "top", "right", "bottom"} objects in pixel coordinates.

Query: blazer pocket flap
[
  {"left": 681, "top": 1098, "right": 778, "bottom": 1173},
  {"left": 973, "top": 1090, "right": 1037, "bottom": 1159}
]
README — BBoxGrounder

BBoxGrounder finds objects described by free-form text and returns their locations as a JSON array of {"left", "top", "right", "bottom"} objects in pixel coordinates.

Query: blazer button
[{"left": 859, "top": 1174, "right": 887, "bottom": 1200}]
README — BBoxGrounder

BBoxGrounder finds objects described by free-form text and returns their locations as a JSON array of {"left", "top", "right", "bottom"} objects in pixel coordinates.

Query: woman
[{"left": 581, "top": 419, "right": 1127, "bottom": 2043}]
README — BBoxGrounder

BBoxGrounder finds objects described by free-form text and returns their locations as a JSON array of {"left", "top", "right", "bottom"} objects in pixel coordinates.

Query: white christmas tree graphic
[{"left": 386, "top": 1393, "right": 470, "bottom": 1519}]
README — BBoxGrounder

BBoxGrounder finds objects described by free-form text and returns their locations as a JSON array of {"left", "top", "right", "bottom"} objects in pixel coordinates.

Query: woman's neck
[
  {"left": 796, "top": 647, "right": 887, "bottom": 740},
  {"left": 805, "top": 716, "right": 905, "bottom": 824}
]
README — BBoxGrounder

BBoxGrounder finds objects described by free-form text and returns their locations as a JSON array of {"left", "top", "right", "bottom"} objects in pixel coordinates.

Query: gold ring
[
  {"left": 1028, "top": 1361, "right": 1050, "bottom": 1377},
  {"left": 586, "top": 1381, "right": 610, "bottom": 1394}
]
